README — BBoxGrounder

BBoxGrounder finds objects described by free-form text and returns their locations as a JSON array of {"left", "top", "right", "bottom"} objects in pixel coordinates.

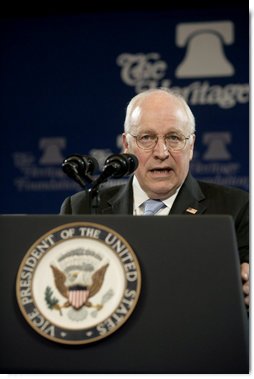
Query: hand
[{"left": 240, "top": 262, "right": 249, "bottom": 307}]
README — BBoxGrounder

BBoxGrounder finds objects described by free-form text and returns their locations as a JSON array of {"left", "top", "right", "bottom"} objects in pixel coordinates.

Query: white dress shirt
[{"left": 132, "top": 175, "right": 180, "bottom": 215}]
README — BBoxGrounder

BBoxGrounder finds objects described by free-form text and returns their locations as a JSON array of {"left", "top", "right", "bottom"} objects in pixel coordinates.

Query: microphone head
[
  {"left": 104, "top": 153, "right": 138, "bottom": 178},
  {"left": 121, "top": 153, "right": 139, "bottom": 175},
  {"left": 62, "top": 154, "right": 84, "bottom": 179},
  {"left": 62, "top": 154, "right": 99, "bottom": 184},
  {"left": 81, "top": 155, "right": 99, "bottom": 175}
]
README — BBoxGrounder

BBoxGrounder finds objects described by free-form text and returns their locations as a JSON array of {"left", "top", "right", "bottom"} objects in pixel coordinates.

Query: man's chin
[{"left": 146, "top": 184, "right": 177, "bottom": 200}]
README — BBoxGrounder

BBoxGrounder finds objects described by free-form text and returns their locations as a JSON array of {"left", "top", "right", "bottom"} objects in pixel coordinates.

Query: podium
[{"left": 0, "top": 214, "right": 249, "bottom": 373}]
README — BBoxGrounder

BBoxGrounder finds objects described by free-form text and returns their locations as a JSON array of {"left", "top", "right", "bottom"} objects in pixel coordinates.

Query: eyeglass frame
[{"left": 128, "top": 131, "right": 194, "bottom": 152}]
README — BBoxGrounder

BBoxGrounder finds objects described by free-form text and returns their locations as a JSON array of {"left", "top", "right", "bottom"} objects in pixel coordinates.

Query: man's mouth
[{"left": 149, "top": 168, "right": 172, "bottom": 176}]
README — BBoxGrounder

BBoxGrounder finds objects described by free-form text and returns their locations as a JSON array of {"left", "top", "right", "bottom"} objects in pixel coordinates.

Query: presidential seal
[{"left": 16, "top": 222, "right": 141, "bottom": 345}]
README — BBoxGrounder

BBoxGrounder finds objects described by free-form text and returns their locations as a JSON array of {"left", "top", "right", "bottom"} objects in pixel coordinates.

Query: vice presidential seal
[{"left": 16, "top": 222, "right": 141, "bottom": 345}]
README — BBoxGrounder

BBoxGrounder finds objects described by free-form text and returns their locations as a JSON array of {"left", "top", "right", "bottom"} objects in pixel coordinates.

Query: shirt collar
[{"left": 132, "top": 175, "right": 181, "bottom": 215}]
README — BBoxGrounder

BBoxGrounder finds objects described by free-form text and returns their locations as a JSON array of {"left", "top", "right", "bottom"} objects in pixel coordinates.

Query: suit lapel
[
  {"left": 100, "top": 174, "right": 207, "bottom": 215},
  {"left": 101, "top": 178, "right": 133, "bottom": 214},
  {"left": 170, "top": 174, "right": 207, "bottom": 215}
]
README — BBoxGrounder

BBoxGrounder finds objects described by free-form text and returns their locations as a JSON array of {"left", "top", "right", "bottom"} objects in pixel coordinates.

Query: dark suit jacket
[{"left": 60, "top": 173, "right": 249, "bottom": 263}]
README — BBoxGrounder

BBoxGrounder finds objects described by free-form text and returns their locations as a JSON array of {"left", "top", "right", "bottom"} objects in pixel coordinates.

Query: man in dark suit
[{"left": 60, "top": 88, "right": 249, "bottom": 306}]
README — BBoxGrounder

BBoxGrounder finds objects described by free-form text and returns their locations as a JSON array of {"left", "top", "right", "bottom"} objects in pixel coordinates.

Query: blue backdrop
[{"left": 0, "top": 5, "right": 249, "bottom": 213}]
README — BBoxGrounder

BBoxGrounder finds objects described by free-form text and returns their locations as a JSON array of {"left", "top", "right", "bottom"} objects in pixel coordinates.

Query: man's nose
[{"left": 153, "top": 137, "right": 169, "bottom": 158}]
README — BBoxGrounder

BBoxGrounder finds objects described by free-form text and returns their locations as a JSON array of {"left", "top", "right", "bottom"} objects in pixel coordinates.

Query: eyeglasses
[{"left": 129, "top": 132, "right": 193, "bottom": 152}]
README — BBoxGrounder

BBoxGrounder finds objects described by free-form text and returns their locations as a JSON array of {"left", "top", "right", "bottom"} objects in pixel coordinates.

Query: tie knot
[{"left": 143, "top": 199, "right": 165, "bottom": 215}]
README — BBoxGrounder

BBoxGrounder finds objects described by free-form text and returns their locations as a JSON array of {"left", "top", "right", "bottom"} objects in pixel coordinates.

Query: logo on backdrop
[
  {"left": 175, "top": 21, "right": 234, "bottom": 78},
  {"left": 13, "top": 137, "right": 124, "bottom": 192},
  {"left": 13, "top": 137, "right": 80, "bottom": 192},
  {"left": 13, "top": 137, "right": 83, "bottom": 192},
  {"left": 39, "top": 137, "right": 65, "bottom": 165},
  {"left": 12, "top": 137, "right": 122, "bottom": 192},
  {"left": 16, "top": 222, "right": 141, "bottom": 344},
  {"left": 190, "top": 131, "right": 248, "bottom": 189},
  {"left": 116, "top": 20, "right": 249, "bottom": 108}
]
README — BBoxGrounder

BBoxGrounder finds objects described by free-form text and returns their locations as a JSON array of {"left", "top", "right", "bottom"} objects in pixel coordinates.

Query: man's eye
[
  {"left": 140, "top": 135, "right": 155, "bottom": 141},
  {"left": 167, "top": 134, "right": 181, "bottom": 142}
]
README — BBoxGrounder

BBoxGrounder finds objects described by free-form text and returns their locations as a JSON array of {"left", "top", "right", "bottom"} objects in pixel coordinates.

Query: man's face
[{"left": 122, "top": 93, "right": 195, "bottom": 200}]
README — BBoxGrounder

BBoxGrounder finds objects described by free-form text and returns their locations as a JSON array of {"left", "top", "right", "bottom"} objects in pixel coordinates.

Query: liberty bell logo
[{"left": 175, "top": 21, "right": 235, "bottom": 78}]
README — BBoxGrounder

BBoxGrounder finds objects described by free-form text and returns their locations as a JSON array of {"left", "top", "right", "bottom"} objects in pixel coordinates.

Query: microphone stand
[
  {"left": 88, "top": 186, "right": 101, "bottom": 214},
  {"left": 88, "top": 166, "right": 115, "bottom": 214},
  {"left": 66, "top": 174, "right": 100, "bottom": 214}
]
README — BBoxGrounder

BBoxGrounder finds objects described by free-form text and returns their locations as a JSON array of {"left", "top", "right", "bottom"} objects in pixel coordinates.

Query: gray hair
[{"left": 124, "top": 87, "right": 196, "bottom": 135}]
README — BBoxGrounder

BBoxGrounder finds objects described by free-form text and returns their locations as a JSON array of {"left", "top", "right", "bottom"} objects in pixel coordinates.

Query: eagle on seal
[{"left": 50, "top": 263, "right": 109, "bottom": 311}]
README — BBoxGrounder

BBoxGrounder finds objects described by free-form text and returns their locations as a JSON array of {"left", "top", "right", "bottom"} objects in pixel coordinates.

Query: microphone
[
  {"left": 91, "top": 153, "right": 138, "bottom": 190},
  {"left": 62, "top": 154, "right": 99, "bottom": 188}
]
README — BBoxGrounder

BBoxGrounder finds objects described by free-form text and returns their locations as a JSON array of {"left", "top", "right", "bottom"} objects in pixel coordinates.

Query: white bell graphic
[
  {"left": 39, "top": 137, "right": 66, "bottom": 165},
  {"left": 175, "top": 21, "right": 235, "bottom": 78},
  {"left": 202, "top": 132, "right": 232, "bottom": 161}
]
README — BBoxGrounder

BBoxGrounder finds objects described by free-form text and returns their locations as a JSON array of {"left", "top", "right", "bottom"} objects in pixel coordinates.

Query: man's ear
[
  {"left": 122, "top": 133, "right": 129, "bottom": 153},
  {"left": 189, "top": 134, "right": 196, "bottom": 160}
]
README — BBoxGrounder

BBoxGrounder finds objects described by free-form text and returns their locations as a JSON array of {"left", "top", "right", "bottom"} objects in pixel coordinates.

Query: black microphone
[
  {"left": 91, "top": 153, "right": 138, "bottom": 190},
  {"left": 62, "top": 154, "right": 99, "bottom": 188}
]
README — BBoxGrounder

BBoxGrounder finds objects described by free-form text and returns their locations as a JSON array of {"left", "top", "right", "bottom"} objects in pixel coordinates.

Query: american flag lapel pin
[{"left": 186, "top": 207, "right": 198, "bottom": 214}]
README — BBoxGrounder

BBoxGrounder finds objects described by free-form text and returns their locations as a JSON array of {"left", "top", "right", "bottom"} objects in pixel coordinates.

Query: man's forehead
[
  {"left": 131, "top": 100, "right": 188, "bottom": 121},
  {"left": 130, "top": 106, "right": 189, "bottom": 132}
]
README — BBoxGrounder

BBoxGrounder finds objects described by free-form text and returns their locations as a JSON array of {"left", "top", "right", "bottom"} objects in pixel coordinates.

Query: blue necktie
[{"left": 143, "top": 199, "right": 165, "bottom": 215}]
